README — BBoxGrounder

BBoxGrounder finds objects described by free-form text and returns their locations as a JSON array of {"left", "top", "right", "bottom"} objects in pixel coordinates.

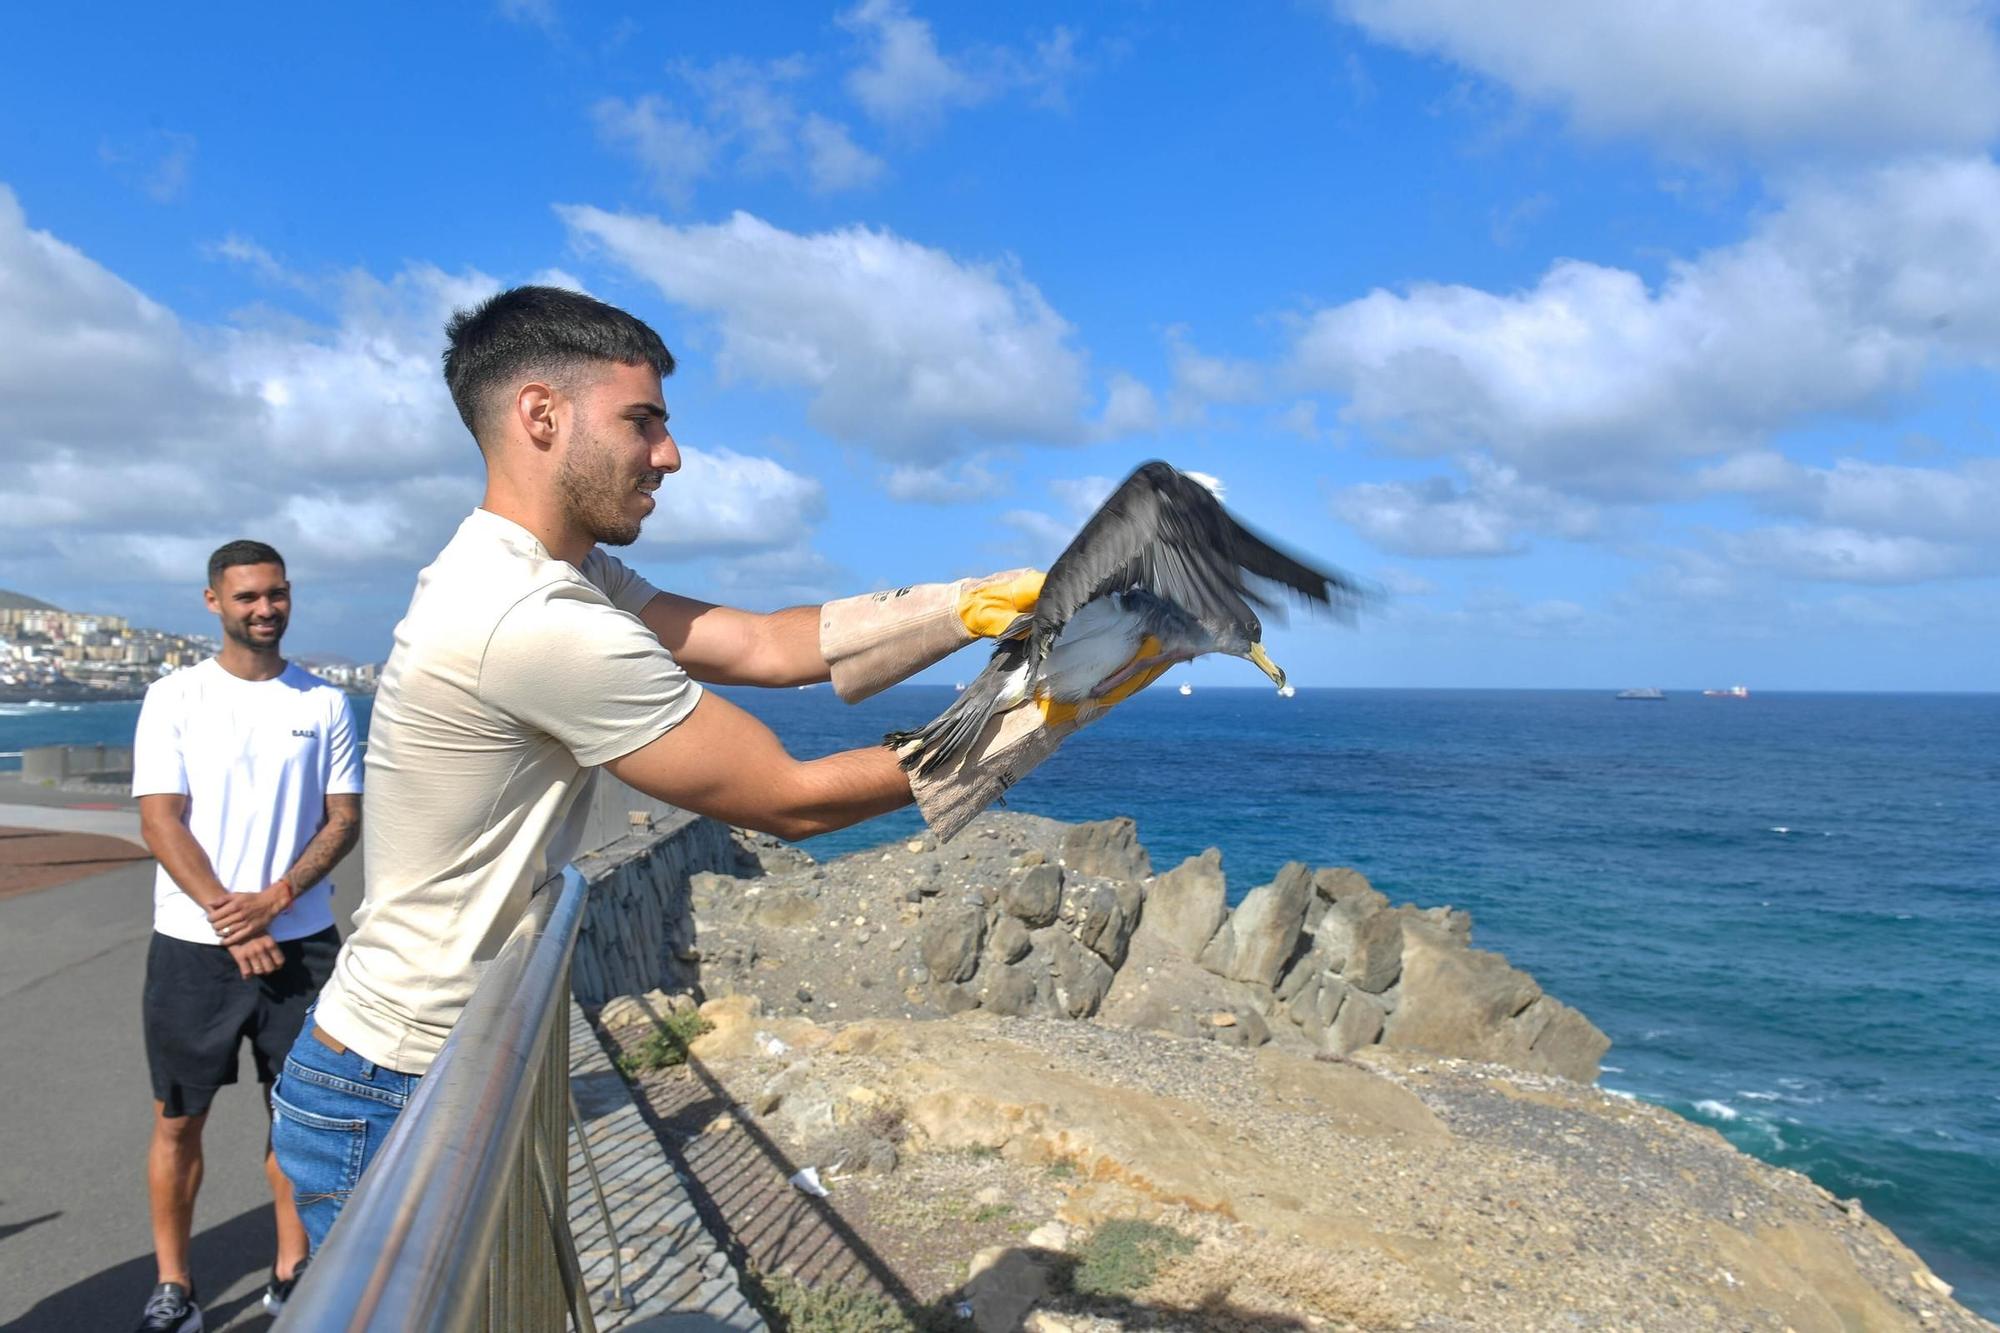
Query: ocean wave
[{"left": 1694, "top": 1098, "right": 1739, "bottom": 1121}]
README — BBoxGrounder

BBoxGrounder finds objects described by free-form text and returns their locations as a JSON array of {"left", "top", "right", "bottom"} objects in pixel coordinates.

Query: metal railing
[{"left": 278, "top": 864, "right": 626, "bottom": 1331}]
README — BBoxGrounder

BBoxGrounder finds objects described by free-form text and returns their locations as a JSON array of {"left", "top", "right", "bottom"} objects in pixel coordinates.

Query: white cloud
[
  {"left": 1048, "top": 474, "right": 1117, "bottom": 520},
  {"left": 1700, "top": 453, "right": 2000, "bottom": 545},
  {"left": 100, "top": 130, "right": 197, "bottom": 203},
  {"left": 1374, "top": 567, "right": 1438, "bottom": 597},
  {"left": 883, "top": 456, "right": 1001, "bottom": 504},
  {"left": 592, "top": 96, "right": 718, "bottom": 209},
  {"left": 1275, "top": 399, "right": 1323, "bottom": 440},
  {"left": 1291, "top": 157, "right": 2000, "bottom": 495},
  {"left": 1720, "top": 524, "right": 1975, "bottom": 584},
  {"left": 1097, "top": 372, "right": 1160, "bottom": 437},
  {"left": 698, "top": 542, "right": 849, "bottom": 607},
  {"left": 497, "top": 0, "right": 556, "bottom": 29},
  {"left": 840, "top": 0, "right": 1082, "bottom": 131},
  {"left": 1388, "top": 585, "right": 1601, "bottom": 638},
  {"left": 1334, "top": 457, "right": 1602, "bottom": 557},
  {"left": 842, "top": 0, "right": 975, "bottom": 127},
  {"left": 998, "top": 507, "right": 1075, "bottom": 560},
  {"left": 799, "top": 114, "right": 888, "bottom": 192},
  {"left": 638, "top": 446, "right": 825, "bottom": 555},
  {"left": 596, "top": 60, "right": 885, "bottom": 207},
  {"left": 1335, "top": 0, "right": 2000, "bottom": 158},
  {"left": 0, "top": 187, "right": 821, "bottom": 604},
  {"left": 1167, "top": 326, "right": 1264, "bottom": 423},
  {"left": 561, "top": 206, "right": 1090, "bottom": 457}
]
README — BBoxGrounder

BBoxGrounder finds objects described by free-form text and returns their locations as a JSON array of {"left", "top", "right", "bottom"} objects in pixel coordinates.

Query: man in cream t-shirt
[
  {"left": 307, "top": 512, "right": 699, "bottom": 1071},
  {"left": 272, "top": 285, "right": 1051, "bottom": 1250}
]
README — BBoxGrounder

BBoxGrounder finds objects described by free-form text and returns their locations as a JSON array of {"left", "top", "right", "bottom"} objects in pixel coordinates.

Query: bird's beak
[{"left": 1248, "top": 642, "right": 1287, "bottom": 690}]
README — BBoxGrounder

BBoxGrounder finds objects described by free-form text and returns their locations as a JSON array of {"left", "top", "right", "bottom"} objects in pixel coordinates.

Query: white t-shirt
[
  {"left": 132, "top": 659, "right": 365, "bottom": 944},
  {"left": 314, "top": 509, "right": 701, "bottom": 1072}
]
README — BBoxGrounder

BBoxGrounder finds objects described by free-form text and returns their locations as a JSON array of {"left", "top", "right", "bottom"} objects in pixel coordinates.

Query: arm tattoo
[{"left": 283, "top": 800, "right": 361, "bottom": 894}]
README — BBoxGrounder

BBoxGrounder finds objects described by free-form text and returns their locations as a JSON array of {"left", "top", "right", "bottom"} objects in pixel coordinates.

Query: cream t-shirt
[{"left": 314, "top": 510, "right": 700, "bottom": 1071}]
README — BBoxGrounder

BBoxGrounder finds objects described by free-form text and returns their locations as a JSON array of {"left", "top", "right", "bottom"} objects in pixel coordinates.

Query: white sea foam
[
  {"left": 1769, "top": 826, "right": 1792, "bottom": 834},
  {"left": 1694, "top": 1099, "right": 1739, "bottom": 1121},
  {"left": 1602, "top": 1087, "right": 1637, "bottom": 1101},
  {"left": 1740, "top": 1090, "right": 1781, "bottom": 1102}
]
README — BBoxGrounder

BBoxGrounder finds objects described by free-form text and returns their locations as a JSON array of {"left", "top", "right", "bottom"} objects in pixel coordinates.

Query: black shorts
[{"left": 143, "top": 927, "right": 340, "bottom": 1118}]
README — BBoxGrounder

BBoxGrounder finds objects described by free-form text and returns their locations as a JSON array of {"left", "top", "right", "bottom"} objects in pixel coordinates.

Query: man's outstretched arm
[
  {"left": 639, "top": 594, "right": 827, "bottom": 688},
  {"left": 604, "top": 690, "right": 910, "bottom": 840},
  {"left": 639, "top": 570, "right": 1044, "bottom": 695}
]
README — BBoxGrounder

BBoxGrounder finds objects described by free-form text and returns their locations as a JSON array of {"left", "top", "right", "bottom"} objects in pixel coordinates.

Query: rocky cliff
[
  {"left": 677, "top": 813, "right": 1607, "bottom": 1083},
  {"left": 583, "top": 812, "right": 1991, "bottom": 1333}
]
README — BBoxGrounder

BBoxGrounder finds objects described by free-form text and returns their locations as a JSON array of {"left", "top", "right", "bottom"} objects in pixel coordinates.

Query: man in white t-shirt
[
  {"left": 130, "top": 540, "right": 362, "bottom": 1333},
  {"left": 273, "top": 285, "right": 1113, "bottom": 1252}
]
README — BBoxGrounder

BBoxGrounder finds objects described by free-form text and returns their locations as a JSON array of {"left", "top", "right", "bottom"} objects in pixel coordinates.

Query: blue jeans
[{"left": 270, "top": 1008, "right": 421, "bottom": 1252}]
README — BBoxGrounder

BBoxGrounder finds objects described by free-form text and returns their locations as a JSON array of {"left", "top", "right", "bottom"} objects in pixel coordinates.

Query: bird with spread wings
[{"left": 888, "top": 460, "right": 1364, "bottom": 782}]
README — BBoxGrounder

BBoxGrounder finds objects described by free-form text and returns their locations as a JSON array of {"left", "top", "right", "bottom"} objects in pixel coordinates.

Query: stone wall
[
  {"left": 569, "top": 810, "right": 746, "bottom": 1005},
  {"left": 19, "top": 743, "right": 133, "bottom": 784}
]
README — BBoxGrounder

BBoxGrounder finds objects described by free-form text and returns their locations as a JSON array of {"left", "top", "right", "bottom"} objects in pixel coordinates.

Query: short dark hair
[
  {"left": 208, "top": 539, "right": 286, "bottom": 587},
  {"left": 441, "top": 285, "right": 675, "bottom": 439}
]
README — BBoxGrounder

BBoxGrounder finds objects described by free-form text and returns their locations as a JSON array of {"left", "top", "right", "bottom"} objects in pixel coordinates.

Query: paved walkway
[
  {"left": 569, "top": 1005, "right": 765, "bottom": 1332},
  {"left": 0, "top": 800, "right": 142, "bottom": 844},
  {"left": 0, "top": 791, "right": 759, "bottom": 1331},
  {"left": 0, "top": 856, "right": 284, "bottom": 1331}
]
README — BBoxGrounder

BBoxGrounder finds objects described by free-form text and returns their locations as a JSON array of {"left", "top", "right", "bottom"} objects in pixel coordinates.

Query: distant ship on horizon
[
  {"left": 1703, "top": 684, "right": 1751, "bottom": 698},
  {"left": 1178, "top": 681, "right": 1193, "bottom": 696},
  {"left": 1615, "top": 687, "right": 1666, "bottom": 701}
]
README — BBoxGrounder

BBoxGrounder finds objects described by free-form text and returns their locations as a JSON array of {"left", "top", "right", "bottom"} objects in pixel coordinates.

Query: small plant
[
  {"left": 1070, "top": 1219, "right": 1197, "bottom": 1299},
  {"left": 616, "top": 1008, "right": 711, "bottom": 1074},
  {"left": 853, "top": 1098, "right": 908, "bottom": 1144},
  {"left": 963, "top": 1144, "right": 1000, "bottom": 1161},
  {"left": 1044, "top": 1159, "right": 1077, "bottom": 1180},
  {"left": 971, "top": 1202, "right": 1012, "bottom": 1224},
  {"left": 745, "top": 1271, "right": 957, "bottom": 1333}
]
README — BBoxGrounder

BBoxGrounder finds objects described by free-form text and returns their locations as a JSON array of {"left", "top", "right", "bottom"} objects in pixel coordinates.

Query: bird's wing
[{"left": 1028, "top": 461, "right": 1361, "bottom": 660}]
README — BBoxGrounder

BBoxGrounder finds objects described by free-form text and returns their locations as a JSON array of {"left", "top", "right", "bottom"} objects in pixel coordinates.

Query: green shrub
[
  {"left": 615, "top": 1008, "right": 711, "bottom": 1074},
  {"left": 1070, "top": 1219, "right": 1197, "bottom": 1299},
  {"left": 746, "top": 1271, "right": 957, "bottom": 1333}
]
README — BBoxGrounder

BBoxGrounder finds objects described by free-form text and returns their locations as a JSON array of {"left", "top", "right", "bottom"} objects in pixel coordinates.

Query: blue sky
[{"left": 4, "top": 1, "right": 1998, "bottom": 690}]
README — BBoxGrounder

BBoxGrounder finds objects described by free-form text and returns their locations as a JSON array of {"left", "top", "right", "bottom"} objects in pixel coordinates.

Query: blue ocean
[{"left": 8, "top": 687, "right": 1997, "bottom": 1316}]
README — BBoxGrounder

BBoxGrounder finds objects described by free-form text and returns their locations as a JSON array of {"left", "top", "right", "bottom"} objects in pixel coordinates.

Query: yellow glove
[{"left": 957, "top": 569, "right": 1044, "bottom": 638}]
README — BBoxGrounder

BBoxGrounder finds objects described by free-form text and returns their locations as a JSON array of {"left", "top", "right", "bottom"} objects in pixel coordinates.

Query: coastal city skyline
[
  {"left": 5, "top": 4, "right": 1999, "bottom": 691},
  {"left": 0, "top": 586, "right": 376, "bottom": 700}
]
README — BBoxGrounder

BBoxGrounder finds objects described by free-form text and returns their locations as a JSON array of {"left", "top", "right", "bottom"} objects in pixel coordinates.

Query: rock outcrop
[{"left": 668, "top": 813, "right": 1608, "bottom": 1084}]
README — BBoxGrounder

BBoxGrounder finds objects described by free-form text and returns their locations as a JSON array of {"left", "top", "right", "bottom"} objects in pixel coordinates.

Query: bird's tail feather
[{"left": 884, "top": 643, "right": 1025, "bottom": 778}]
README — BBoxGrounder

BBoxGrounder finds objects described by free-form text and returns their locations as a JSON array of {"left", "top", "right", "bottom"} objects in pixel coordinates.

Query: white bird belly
[{"left": 1037, "top": 596, "right": 1149, "bottom": 703}]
